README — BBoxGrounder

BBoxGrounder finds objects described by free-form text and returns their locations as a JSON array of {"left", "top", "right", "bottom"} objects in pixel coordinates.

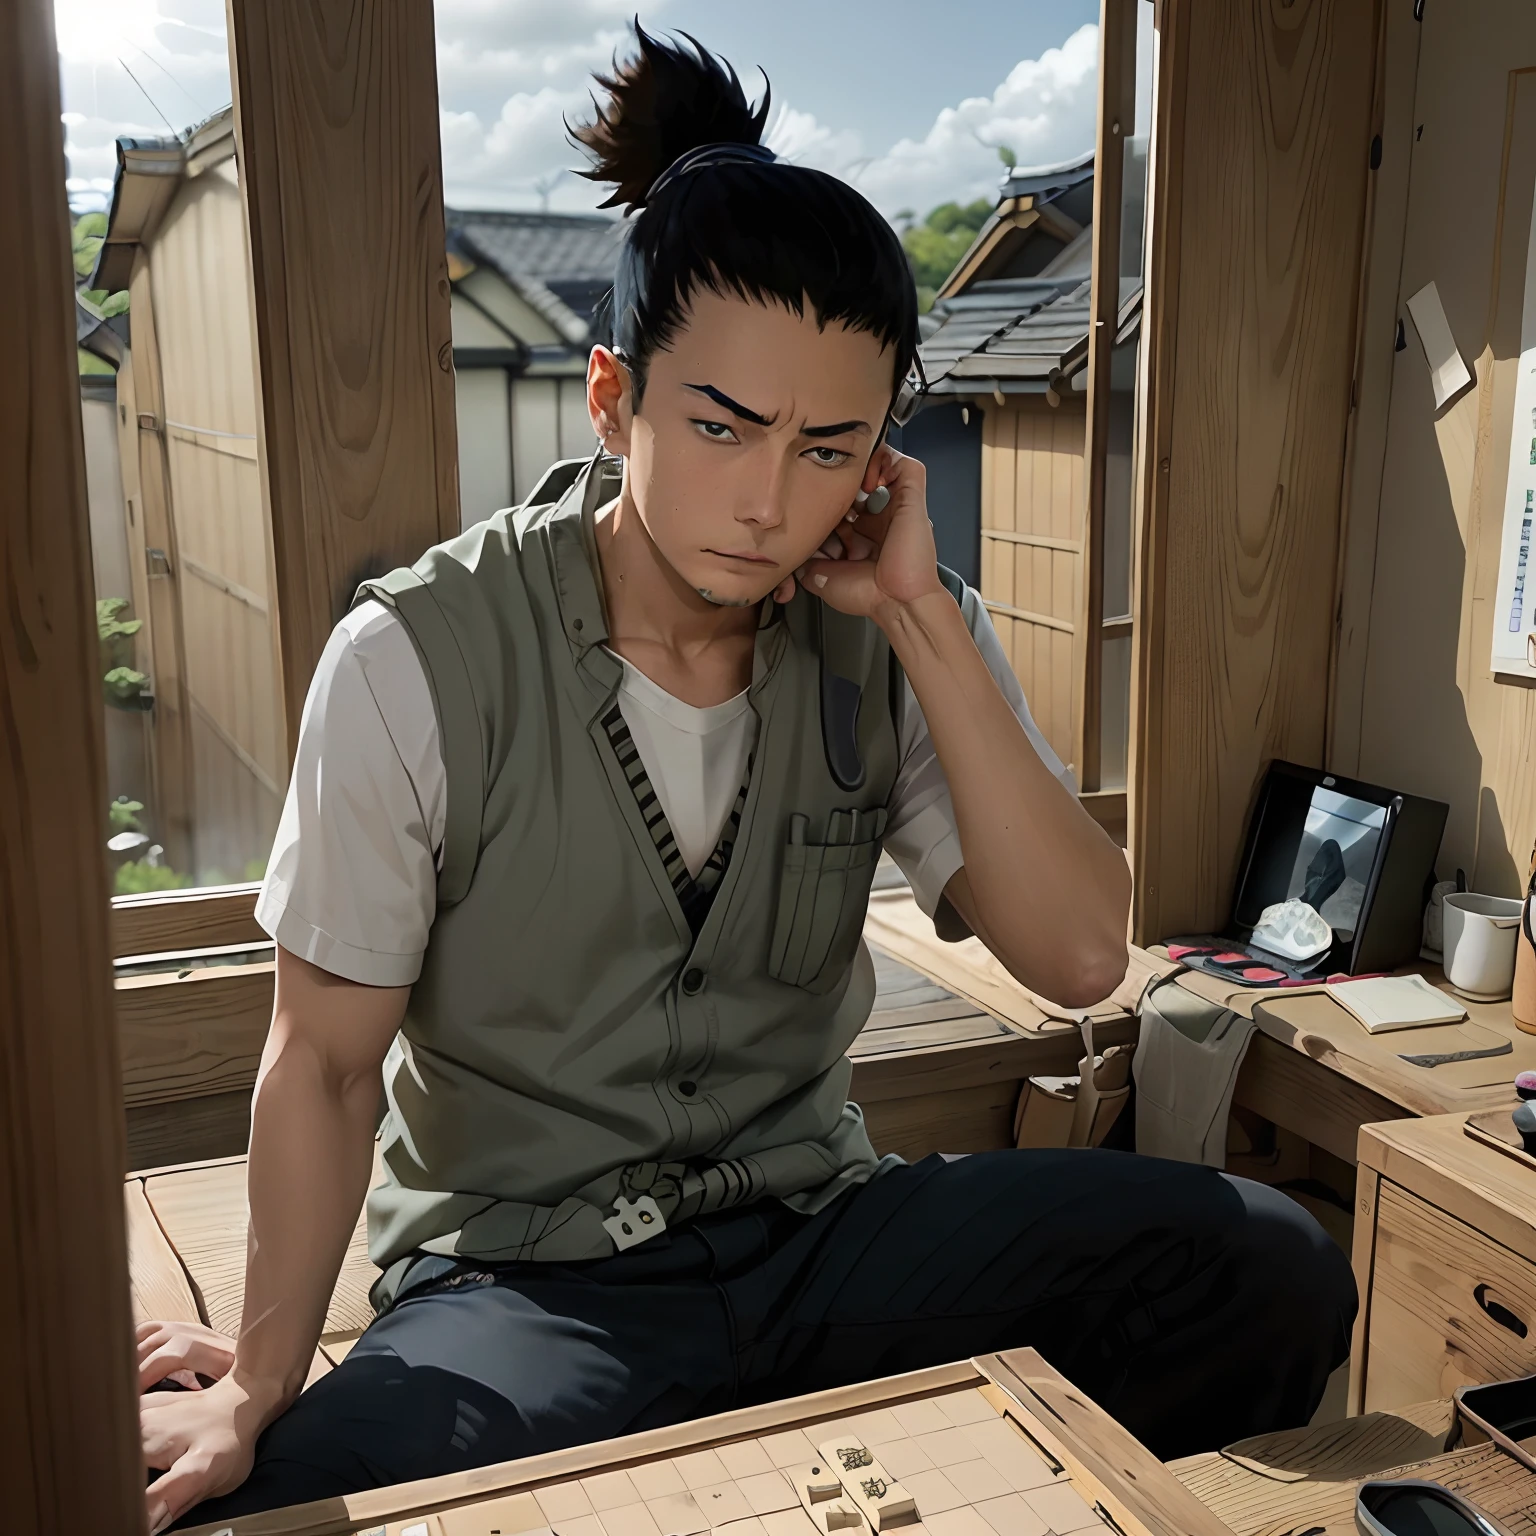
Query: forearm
[
  {"left": 879, "top": 589, "right": 1131, "bottom": 1005},
  {"left": 234, "top": 1026, "right": 381, "bottom": 1418}
]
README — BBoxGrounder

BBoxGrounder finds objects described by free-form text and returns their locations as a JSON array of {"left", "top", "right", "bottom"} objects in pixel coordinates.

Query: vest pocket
[{"left": 769, "top": 809, "right": 889, "bottom": 994}]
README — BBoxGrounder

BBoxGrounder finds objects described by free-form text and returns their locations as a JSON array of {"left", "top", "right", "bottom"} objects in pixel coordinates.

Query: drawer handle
[{"left": 1473, "top": 1283, "right": 1530, "bottom": 1338}]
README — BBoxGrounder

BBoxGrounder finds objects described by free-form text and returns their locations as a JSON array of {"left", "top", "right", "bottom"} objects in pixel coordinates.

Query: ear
[{"left": 587, "top": 346, "right": 635, "bottom": 457}]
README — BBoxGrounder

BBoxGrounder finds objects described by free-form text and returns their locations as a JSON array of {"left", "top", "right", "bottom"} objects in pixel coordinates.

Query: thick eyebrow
[
  {"left": 802, "top": 418, "right": 871, "bottom": 439},
  {"left": 683, "top": 382, "right": 775, "bottom": 427},
  {"left": 682, "top": 382, "right": 869, "bottom": 439}
]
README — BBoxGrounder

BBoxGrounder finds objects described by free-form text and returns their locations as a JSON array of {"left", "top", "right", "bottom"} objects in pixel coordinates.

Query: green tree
[
  {"left": 114, "top": 858, "right": 192, "bottom": 896},
  {"left": 901, "top": 196, "right": 995, "bottom": 310},
  {"left": 72, "top": 212, "right": 129, "bottom": 317}
]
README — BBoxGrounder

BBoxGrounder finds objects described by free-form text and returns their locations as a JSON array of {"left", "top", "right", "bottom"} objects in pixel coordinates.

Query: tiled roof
[
  {"left": 920, "top": 278, "right": 1093, "bottom": 394},
  {"left": 445, "top": 209, "right": 623, "bottom": 324}
]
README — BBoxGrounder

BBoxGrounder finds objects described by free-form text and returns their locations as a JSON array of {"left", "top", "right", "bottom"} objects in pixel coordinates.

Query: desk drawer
[{"left": 1363, "top": 1179, "right": 1536, "bottom": 1411}]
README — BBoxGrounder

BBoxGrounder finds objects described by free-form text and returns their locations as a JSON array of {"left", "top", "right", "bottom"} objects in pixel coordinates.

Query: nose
[{"left": 735, "top": 447, "right": 791, "bottom": 530}]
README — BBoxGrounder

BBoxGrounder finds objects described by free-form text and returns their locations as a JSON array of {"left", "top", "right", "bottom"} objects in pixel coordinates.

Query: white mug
[{"left": 1442, "top": 892, "right": 1524, "bottom": 1001}]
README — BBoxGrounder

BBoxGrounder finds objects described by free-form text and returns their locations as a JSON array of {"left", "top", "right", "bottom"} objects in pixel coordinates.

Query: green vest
[{"left": 354, "top": 455, "right": 902, "bottom": 1286}]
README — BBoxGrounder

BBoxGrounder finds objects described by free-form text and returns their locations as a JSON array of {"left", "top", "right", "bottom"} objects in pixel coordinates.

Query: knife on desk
[{"left": 1398, "top": 1040, "right": 1513, "bottom": 1068}]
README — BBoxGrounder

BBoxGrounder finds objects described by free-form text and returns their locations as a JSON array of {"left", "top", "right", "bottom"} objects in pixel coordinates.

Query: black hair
[{"left": 570, "top": 23, "right": 919, "bottom": 410}]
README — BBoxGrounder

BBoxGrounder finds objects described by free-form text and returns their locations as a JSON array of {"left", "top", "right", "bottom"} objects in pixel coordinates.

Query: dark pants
[{"left": 179, "top": 1149, "right": 1356, "bottom": 1526}]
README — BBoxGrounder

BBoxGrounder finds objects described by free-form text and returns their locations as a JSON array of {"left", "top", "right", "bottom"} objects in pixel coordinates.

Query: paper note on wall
[
  {"left": 1491, "top": 164, "right": 1536, "bottom": 679},
  {"left": 1406, "top": 281, "right": 1474, "bottom": 410}
]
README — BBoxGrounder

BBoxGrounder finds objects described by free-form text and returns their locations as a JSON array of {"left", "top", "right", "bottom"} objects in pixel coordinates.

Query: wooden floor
[{"left": 1170, "top": 1397, "right": 1536, "bottom": 1536}]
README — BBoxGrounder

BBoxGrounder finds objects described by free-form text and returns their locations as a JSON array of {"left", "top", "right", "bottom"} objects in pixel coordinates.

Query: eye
[
  {"left": 691, "top": 419, "right": 739, "bottom": 444},
  {"left": 804, "top": 446, "right": 852, "bottom": 468}
]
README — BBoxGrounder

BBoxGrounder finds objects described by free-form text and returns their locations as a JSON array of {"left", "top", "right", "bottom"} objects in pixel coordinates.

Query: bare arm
[
  {"left": 141, "top": 947, "right": 407, "bottom": 1532},
  {"left": 882, "top": 590, "right": 1131, "bottom": 1007},
  {"left": 805, "top": 444, "right": 1131, "bottom": 1009}
]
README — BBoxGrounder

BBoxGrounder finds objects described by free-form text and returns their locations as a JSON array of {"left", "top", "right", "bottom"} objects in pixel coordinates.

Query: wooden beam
[
  {"left": 1128, "top": 0, "right": 1380, "bottom": 944},
  {"left": 227, "top": 0, "right": 461, "bottom": 754},
  {"left": 1230, "top": 1032, "right": 1407, "bottom": 1166},
  {"left": 1073, "top": 0, "right": 1139, "bottom": 795},
  {"left": 0, "top": 0, "right": 146, "bottom": 1523},
  {"left": 117, "top": 959, "right": 274, "bottom": 1109},
  {"left": 127, "top": 1090, "right": 254, "bottom": 1173},
  {"left": 982, "top": 599, "right": 1076, "bottom": 634},
  {"left": 936, "top": 201, "right": 1042, "bottom": 301},
  {"left": 111, "top": 881, "right": 263, "bottom": 957}
]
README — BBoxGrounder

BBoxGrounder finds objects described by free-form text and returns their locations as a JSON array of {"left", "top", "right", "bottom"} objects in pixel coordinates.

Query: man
[{"left": 139, "top": 28, "right": 1354, "bottom": 1532}]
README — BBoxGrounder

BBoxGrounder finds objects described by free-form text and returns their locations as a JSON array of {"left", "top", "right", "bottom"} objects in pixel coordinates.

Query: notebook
[{"left": 1324, "top": 973, "right": 1468, "bottom": 1032}]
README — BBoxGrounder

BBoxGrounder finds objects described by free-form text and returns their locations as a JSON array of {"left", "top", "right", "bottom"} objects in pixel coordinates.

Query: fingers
[
  {"left": 839, "top": 527, "right": 878, "bottom": 562},
  {"left": 138, "top": 1332, "right": 235, "bottom": 1391},
  {"left": 140, "top": 1343, "right": 187, "bottom": 1391},
  {"left": 146, "top": 1457, "right": 218, "bottom": 1536}
]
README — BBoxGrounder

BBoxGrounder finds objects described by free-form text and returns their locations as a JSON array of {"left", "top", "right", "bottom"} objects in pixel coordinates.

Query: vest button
[
  {"left": 682, "top": 967, "right": 705, "bottom": 995},
  {"left": 678, "top": 1080, "right": 698, "bottom": 1097}
]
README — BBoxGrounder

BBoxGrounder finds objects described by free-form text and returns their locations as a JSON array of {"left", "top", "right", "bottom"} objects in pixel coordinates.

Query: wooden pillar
[
  {"left": 1073, "top": 0, "right": 1139, "bottom": 795},
  {"left": 226, "top": 0, "right": 461, "bottom": 751},
  {"left": 0, "top": 0, "right": 146, "bottom": 1527},
  {"left": 1128, "top": 0, "right": 1380, "bottom": 944}
]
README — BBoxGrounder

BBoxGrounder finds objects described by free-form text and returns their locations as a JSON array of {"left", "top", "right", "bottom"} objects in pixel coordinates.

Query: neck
[{"left": 593, "top": 475, "right": 761, "bottom": 703}]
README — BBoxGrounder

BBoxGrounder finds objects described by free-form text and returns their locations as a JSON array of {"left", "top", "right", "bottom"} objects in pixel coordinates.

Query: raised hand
[{"left": 796, "top": 443, "right": 946, "bottom": 621}]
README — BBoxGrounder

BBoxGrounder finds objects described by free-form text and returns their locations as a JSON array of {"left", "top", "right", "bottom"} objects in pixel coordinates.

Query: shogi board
[{"left": 180, "top": 1350, "right": 1235, "bottom": 1536}]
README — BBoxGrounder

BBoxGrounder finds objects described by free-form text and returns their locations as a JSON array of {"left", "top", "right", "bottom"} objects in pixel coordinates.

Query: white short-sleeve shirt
[{"left": 256, "top": 588, "right": 1071, "bottom": 986}]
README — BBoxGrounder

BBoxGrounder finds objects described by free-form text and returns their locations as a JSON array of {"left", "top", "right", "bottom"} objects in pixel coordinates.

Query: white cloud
[
  {"left": 786, "top": 24, "right": 1101, "bottom": 217},
  {"left": 438, "top": 21, "right": 1102, "bottom": 218},
  {"left": 441, "top": 87, "right": 600, "bottom": 209},
  {"left": 55, "top": 0, "right": 231, "bottom": 208},
  {"left": 52, "top": 2, "right": 1105, "bottom": 226},
  {"left": 765, "top": 104, "right": 862, "bottom": 174}
]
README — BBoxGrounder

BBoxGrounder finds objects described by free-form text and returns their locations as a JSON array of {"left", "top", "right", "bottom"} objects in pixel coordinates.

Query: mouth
[{"left": 706, "top": 548, "right": 778, "bottom": 567}]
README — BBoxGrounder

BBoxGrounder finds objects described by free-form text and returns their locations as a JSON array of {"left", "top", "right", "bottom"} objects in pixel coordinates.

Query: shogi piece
[
  {"left": 791, "top": 1461, "right": 864, "bottom": 1532},
  {"left": 817, "top": 1440, "right": 919, "bottom": 1532}
]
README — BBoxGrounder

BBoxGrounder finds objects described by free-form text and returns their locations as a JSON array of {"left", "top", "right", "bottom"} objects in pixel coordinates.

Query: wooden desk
[
  {"left": 1159, "top": 964, "right": 1536, "bottom": 1164},
  {"left": 1352, "top": 1114, "right": 1536, "bottom": 1414}
]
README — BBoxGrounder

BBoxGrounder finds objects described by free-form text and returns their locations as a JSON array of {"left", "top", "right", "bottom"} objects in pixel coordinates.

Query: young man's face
[{"left": 595, "top": 290, "right": 894, "bottom": 607}]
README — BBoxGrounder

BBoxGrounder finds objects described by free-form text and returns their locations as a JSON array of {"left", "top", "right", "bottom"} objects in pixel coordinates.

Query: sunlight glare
[{"left": 54, "top": 0, "right": 169, "bottom": 66}]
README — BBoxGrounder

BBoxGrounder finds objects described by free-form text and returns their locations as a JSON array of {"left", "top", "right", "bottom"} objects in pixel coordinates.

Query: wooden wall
[
  {"left": 150, "top": 152, "right": 285, "bottom": 883},
  {"left": 980, "top": 397, "right": 1086, "bottom": 774},
  {"left": 456, "top": 366, "right": 513, "bottom": 527},
  {"left": 1130, "top": 0, "right": 1380, "bottom": 943},
  {"left": 1334, "top": 2, "right": 1536, "bottom": 898},
  {"left": 512, "top": 375, "right": 595, "bottom": 502}
]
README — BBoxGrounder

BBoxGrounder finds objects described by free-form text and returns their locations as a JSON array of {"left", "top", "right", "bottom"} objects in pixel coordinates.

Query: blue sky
[{"left": 55, "top": 0, "right": 1131, "bottom": 221}]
